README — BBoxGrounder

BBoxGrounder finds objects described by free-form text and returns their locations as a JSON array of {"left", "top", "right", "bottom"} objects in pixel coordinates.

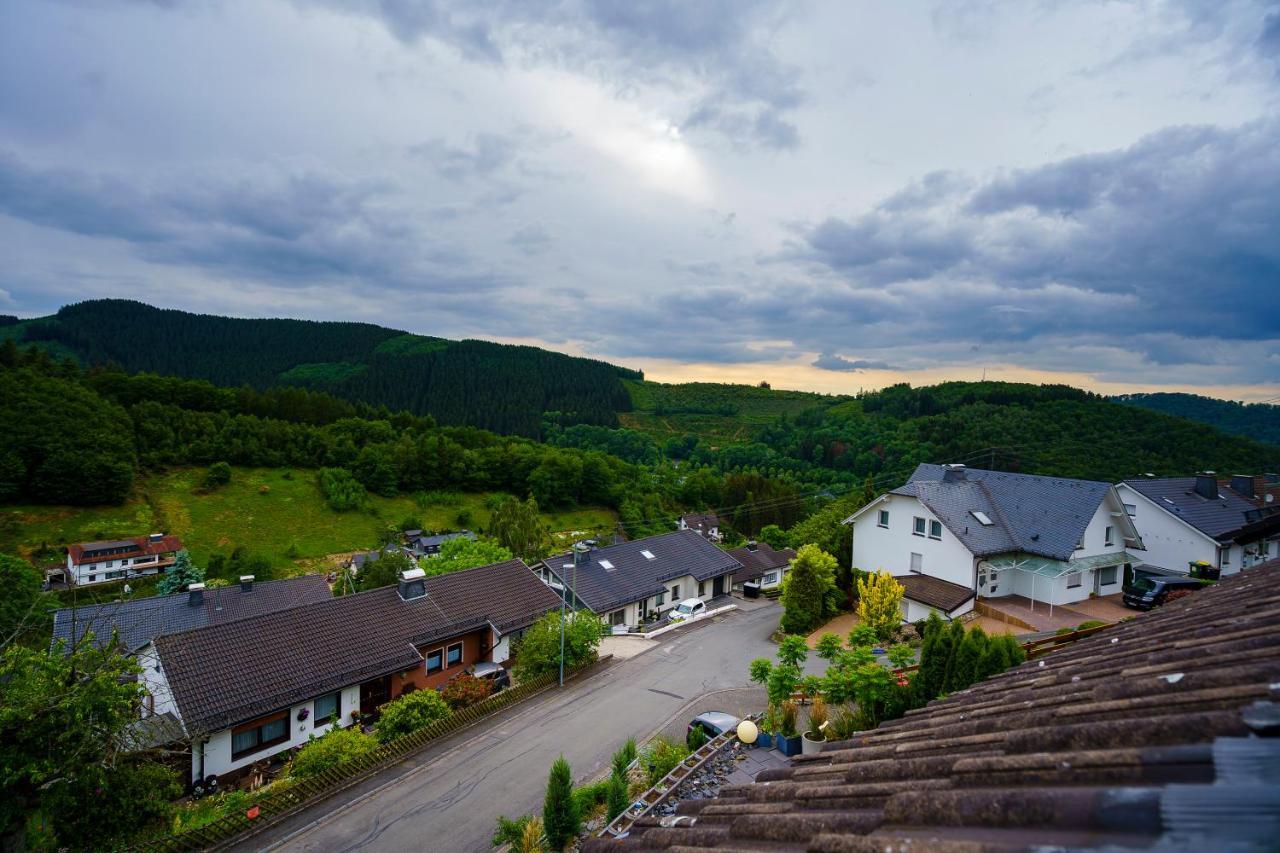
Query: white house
[
  {"left": 845, "top": 464, "right": 1144, "bottom": 621},
  {"left": 55, "top": 533, "right": 183, "bottom": 586},
  {"left": 678, "top": 512, "right": 723, "bottom": 543},
  {"left": 1117, "top": 473, "right": 1280, "bottom": 577},
  {"left": 726, "top": 541, "right": 796, "bottom": 591},
  {"left": 534, "top": 530, "right": 741, "bottom": 631}
]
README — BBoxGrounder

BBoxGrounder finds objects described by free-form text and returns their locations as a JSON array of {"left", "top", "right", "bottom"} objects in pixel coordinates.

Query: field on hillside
[
  {"left": 620, "top": 380, "right": 845, "bottom": 445},
  {"left": 0, "top": 466, "right": 616, "bottom": 574}
]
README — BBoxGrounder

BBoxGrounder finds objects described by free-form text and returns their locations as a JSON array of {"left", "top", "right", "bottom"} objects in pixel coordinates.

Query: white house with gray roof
[
  {"left": 1117, "top": 473, "right": 1280, "bottom": 577},
  {"left": 845, "top": 464, "right": 1144, "bottom": 621}
]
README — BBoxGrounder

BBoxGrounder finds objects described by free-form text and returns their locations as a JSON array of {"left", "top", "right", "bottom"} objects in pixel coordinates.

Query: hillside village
[{"left": 16, "top": 452, "right": 1277, "bottom": 850}]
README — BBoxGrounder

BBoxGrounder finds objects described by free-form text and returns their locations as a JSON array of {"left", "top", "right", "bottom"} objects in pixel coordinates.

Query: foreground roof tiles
[
  {"left": 52, "top": 574, "right": 333, "bottom": 653},
  {"left": 591, "top": 559, "right": 1280, "bottom": 852},
  {"left": 156, "top": 559, "right": 560, "bottom": 733}
]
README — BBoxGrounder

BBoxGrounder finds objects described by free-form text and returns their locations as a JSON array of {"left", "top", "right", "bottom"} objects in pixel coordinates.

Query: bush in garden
[
  {"left": 202, "top": 461, "right": 232, "bottom": 490},
  {"left": 748, "top": 657, "right": 773, "bottom": 686},
  {"left": 611, "top": 738, "right": 637, "bottom": 778},
  {"left": 686, "top": 724, "right": 708, "bottom": 751},
  {"left": 571, "top": 779, "right": 610, "bottom": 816},
  {"left": 777, "top": 634, "right": 809, "bottom": 668},
  {"left": 847, "top": 623, "right": 878, "bottom": 648},
  {"left": 779, "top": 545, "right": 837, "bottom": 634},
  {"left": 375, "top": 688, "right": 451, "bottom": 743},
  {"left": 441, "top": 674, "right": 491, "bottom": 710},
  {"left": 945, "top": 626, "right": 987, "bottom": 693},
  {"left": 290, "top": 725, "right": 376, "bottom": 779},
  {"left": 887, "top": 643, "right": 915, "bottom": 669},
  {"left": 855, "top": 570, "right": 905, "bottom": 641},
  {"left": 516, "top": 817, "right": 546, "bottom": 853},
  {"left": 641, "top": 736, "right": 690, "bottom": 786},
  {"left": 514, "top": 610, "right": 605, "bottom": 682},
  {"left": 318, "top": 466, "right": 366, "bottom": 511},
  {"left": 606, "top": 771, "right": 629, "bottom": 821},
  {"left": 543, "top": 755, "right": 580, "bottom": 852},
  {"left": 492, "top": 814, "right": 532, "bottom": 848},
  {"left": 814, "top": 632, "right": 844, "bottom": 663}
]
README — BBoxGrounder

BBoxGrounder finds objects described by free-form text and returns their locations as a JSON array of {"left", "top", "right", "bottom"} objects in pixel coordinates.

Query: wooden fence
[{"left": 131, "top": 658, "right": 608, "bottom": 852}]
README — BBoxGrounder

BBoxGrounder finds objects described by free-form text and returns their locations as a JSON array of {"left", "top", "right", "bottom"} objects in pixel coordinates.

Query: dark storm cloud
[
  {"left": 797, "top": 120, "right": 1280, "bottom": 356},
  {"left": 812, "top": 353, "right": 895, "bottom": 372},
  {"left": 0, "top": 150, "right": 503, "bottom": 296}
]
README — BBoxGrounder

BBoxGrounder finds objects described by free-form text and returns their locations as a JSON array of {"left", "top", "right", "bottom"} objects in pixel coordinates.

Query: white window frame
[
  {"left": 1123, "top": 503, "right": 1136, "bottom": 517},
  {"left": 877, "top": 509, "right": 889, "bottom": 528},
  {"left": 912, "top": 517, "right": 926, "bottom": 537},
  {"left": 910, "top": 552, "right": 923, "bottom": 573},
  {"left": 1104, "top": 525, "right": 1114, "bottom": 547},
  {"left": 1066, "top": 571, "right": 1082, "bottom": 589},
  {"left": 928, "top": 520, "right": 943, "bottom": 540}
]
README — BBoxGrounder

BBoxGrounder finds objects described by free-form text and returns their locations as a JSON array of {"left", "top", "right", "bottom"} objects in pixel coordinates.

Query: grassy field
[
  {"left": 620, "top": 380, "right": 846, "bottom": 446},
  {"left": 0, "top": 466, "right": 616, "bottom": 575}
]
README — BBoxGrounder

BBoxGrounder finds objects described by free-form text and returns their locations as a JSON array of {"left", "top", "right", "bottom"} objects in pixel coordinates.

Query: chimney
[
  {"left": 942, "top": 463, "right": 967, "bottom": 483},
  {"left": 239, "top": 575, "right": 255, "bottom": 592},
  {"left": 1194, "top": 472, "right": 1219, "bottom": 500},
  {"left": 746, "top": 540, "right": 758, "bottom": 552},
  {"left": 1230, "top": 475, "right": 1256, "bottom": 499},
  {"left": 149, "top": 532, "right": 164, "bottom": 543},
  {"left": 572, "top": 542, "right": 591, "bottom": 568},
  {"left": 188, "top": 582, "right": 205, "bottom": 607},
  {"left": 397, "top": 567, "right": 427, "bottom": 601}
]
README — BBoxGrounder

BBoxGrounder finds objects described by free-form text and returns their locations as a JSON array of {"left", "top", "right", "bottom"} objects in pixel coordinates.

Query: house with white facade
[
  {"left": 726, "top": 540, "right": 796, "bottom": 592},
  {"left": 533, "top": 530, "right": 741, "bottom": 630},
  {"left": 1117, "top": 473, "right": 1280, "bottom": 577},
  {"left": 678, "top": 512, "right": 723, "bottom": 542},
  {"left": 844, "top": 464, "right": 1144, "bottom": 621},
  {"left": 54, "top": 533, "right": 184, "bottom": 586},
  {"left": 141, "top": 559, "right": 560, "bottom": 784}
]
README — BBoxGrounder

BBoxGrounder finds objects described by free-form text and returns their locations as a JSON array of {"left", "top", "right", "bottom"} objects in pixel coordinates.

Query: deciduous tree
[
  {"left": 855, "top": 570, "right": 904, "bottom": 641},
  {"left": 779, "top": 545, "right": 837, "bottom": 634}
]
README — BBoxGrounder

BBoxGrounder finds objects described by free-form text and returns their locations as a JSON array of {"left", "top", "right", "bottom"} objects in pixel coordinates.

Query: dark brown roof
[
  {"left": 897, "top": 572, "right": 974, "bottom": 613},
  {"left": 727, "top": 542, "right": 796, "bottom": 584},
  {"left": 155, "top": 559, "right": 560, "bottom": 733},
  {"left": 591, "top": 559, "right": 1280, "bottom": 852},
  {"left": 681, "top": 512, "right": 721, "bottom": 532},
  {"left": 68, "top": 534, "right": 183, "bottom": 565}
]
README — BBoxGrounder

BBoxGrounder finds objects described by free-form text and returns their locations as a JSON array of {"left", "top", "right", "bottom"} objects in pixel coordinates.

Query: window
[
  {"left": 1261, "top": 541, "right": 1272, "bottom": 557},
  {"left": 640, "top": 550, "right": 656, "bottom": 560},
  {"left": 426, "top": 648, "right": 444, "bottom": 674},
  {"left": 877, "top": 510, "right": 889, "bottom": 528},
  {"left": 598, "top": 559, "right": 614, "bottom": 570},
  {"left": 1099, "top": 566, "right": 1118, "bottom": 586},
  {"left": 1104, "top": 525, "right": 1114, "bottom": 546},
  {"left": 610, "top": 610, "right": 626, "bottom": 626},
  {"left": 106, "top": 560, "right": 114, "bottom": 568},
  {"left": 314, "top": 691, "right": 340, "bottom": 726},
  {"left": 655, "top": 592, "right": 665, "bottom": 606},
  {"left": 1123, "top": 503, "right": 1136, "bottom": 517},
  {"left": 910, "top": 552, "right": 923, "bottom": 572},
  {"left": 447, "top": 642, "right": 463, "bottom": 667},
  {"left": 87, "top": 574, "right": 97, "bottom": 583},
  {"left": 105, "top": 570, "right": 125, "bottom": 580},
  {"left": 971, "top": 510, "right": 993, "bottom": 526},
  {"left": 1220, "top": 547, "right": 1231, "bottom": 567},
  {"left": 231, "top": 712, "right": 289, "bottom": 759},
  {"left": 671, "top": 585, "right": 679, "bottom": 600},
  {"left": 1067, "top": 572, "right": 1082, "bottom": 589},
  {"left": 928, "top": 520, "right": 943, "bottom": 540},
  {"left": 763, "top": 571, "right": 778, "bottom": 585},
  {"left": 913, "top": 517, "right": 926, "bottom": 536},
  {"left": 698, "top": 581, "right": 706, "bottom": 596}
]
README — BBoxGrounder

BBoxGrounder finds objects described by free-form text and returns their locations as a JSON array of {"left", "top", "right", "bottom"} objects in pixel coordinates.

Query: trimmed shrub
[
  {"left": 375, "top": 689, "right": 451, "bottom": 744},
  {"left": 290, "top": 726, "right": 376, "bottom": 779},
  {"left": 543, "top": 755, "right": 580, "bottom": 851},
  {"left": 606, "top": 771, "right": 629, "bottom": 821}
]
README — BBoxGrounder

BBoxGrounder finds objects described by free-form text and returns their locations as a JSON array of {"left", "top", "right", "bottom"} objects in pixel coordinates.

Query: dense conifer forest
[
  {"left": 4, "top": 300, "right": 639, "bottom": 437},
  {"left": 1113, "top": 392, "right": 1280, "bottom": 445}
]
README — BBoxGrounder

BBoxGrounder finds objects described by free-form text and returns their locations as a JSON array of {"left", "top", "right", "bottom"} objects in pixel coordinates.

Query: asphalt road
[{"left": 248, "top": 600, "right": 821, "bottom": 853}]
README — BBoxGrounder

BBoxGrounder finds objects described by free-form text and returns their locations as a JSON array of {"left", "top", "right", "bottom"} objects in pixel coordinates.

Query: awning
[{"left": 982, "top": 551, "right": 1135, "bottom": 579}]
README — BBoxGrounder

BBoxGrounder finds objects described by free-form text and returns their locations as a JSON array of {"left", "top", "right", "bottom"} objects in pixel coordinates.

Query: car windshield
[
  {"left": 676, "top": 603, "right": 693, "bottom": 613},
  {"left": 1131, "top": 578, "right": 1156, "bottom": 592}
]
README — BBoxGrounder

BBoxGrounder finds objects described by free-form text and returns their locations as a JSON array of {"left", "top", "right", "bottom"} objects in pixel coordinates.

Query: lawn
[{"left": 0, "top": 466, "right": 616, "bottom": 575}]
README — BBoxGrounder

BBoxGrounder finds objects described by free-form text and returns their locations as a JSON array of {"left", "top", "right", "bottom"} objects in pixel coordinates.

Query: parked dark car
[
  {"left": 1122, "top": 574, "right": 1205, "bottom": 610},
  {"left": 688, "top": 711, "right": 740, "bottom": 741}
]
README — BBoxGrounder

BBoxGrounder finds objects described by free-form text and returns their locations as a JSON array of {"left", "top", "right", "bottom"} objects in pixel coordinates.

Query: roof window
[
  {"left": 599, "top": 559, "right": 614, "bottom": 570},
  {"left": 970, "top": 511, "right": 994, "bottom": 526},
  {"left": 640, "top": 550, "right": 656, "bottom": 560}
]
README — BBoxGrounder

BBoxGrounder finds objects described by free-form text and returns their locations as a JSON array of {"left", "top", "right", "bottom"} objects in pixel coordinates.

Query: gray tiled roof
[
  {"left": 409, "top": 530, "right": 476, "bottom": 548},
  {"left": 1123, "top": 477, "right": 1258, "bottom": 541},
  {"left": 896, "top": 464, "right": 1113, "bottom": 561},
  {"left": 726, "top": 542, "right": 796, "bottom": 584},
  {"left": 51, "top": 575, "right": 333, "bottom": 654},
  {"left": 540, "top": 530, "right": 742, "bottom": 614},
  {"left": 155, "top": 559, "right": 560, "bottom": 732}
]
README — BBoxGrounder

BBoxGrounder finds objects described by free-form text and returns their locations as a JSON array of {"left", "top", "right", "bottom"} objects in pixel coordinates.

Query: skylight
[
  {"left": 598, "top": 559, "right": 614, "bottom": 570},
  {"left": 640, "top": 550, "right": 656, "bottom": 560},
  {"left": 970, "top": 510, "right": 994, "bottom": 526}
]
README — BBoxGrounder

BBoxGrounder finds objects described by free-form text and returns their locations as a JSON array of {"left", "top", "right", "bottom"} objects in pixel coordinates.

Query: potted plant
[
  {"left": 801, "top": 697, "right": 827, "bottom": 756},
  {"left": 775, "top": 701, "right": 802, "bottom": 757}
]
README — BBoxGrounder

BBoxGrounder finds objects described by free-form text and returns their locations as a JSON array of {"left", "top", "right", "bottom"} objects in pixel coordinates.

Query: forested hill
[
  {"left": 1113, "top": 392, "right": 1280, "bottom": 446},
  {"left": 5, "top": 300, "right": 640, "bottom": 438}
]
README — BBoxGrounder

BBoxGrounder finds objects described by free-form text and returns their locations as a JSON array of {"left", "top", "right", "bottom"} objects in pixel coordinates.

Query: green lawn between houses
[{"left": 0, "top": 466, "right": 616, "bottom": 576}]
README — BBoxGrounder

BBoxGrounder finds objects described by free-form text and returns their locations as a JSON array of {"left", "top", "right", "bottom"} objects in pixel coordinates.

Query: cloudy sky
[{"left": 2, "top": 1, "right": 1278, "bottom": 399}]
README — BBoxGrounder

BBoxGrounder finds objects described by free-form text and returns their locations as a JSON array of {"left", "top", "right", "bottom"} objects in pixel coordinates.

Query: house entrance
[
  {"left": 360, "top": 674, "right": 392, "bottom": 717},
  {"left": 713, "top": 575, "right": 725, "bottom": 597}
]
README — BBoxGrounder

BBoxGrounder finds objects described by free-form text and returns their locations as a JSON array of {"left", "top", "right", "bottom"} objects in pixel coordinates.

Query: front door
[
  {"left": 360, "top": 675, "right": 392, "bottom": 717},
  {"left": 713, "top": 575, "right": 725, "bottom": 597}
]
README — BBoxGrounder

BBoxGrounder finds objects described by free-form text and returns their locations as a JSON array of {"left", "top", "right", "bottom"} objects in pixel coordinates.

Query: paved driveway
[{"left": 245, "top": 600, "right": 819, "bottom": 853}]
